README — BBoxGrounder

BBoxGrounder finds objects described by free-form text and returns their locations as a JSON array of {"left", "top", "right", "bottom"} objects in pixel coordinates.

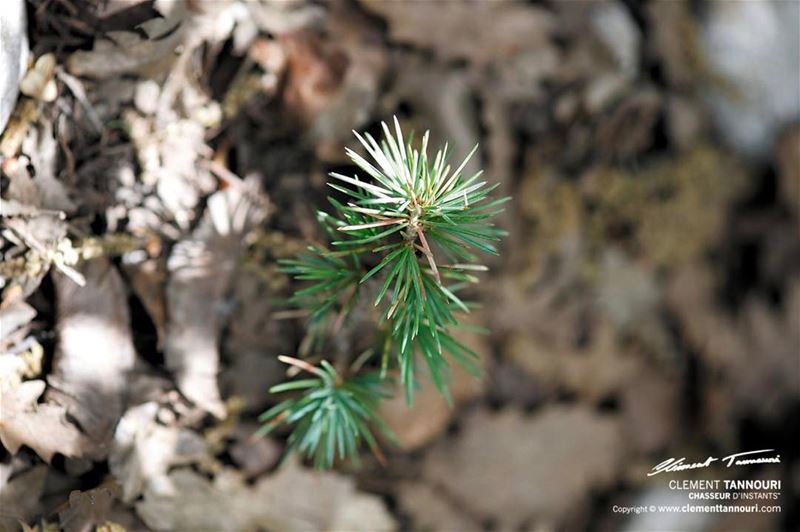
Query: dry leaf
[
  {"left": 0, "top": 464, "right": 47, "bottom": 522},
  {"left": 220, "top": 271, "right": 285, "bottom": 411},
  {"left": 501, "top": 265, "right": 640, "bottom": 402},
  {"left": 329, "top": 492, "right": 396, "bottom": 532},
  {"left": 46, "top": 260, "right": 136, "bottom": 453},
  {"left": 506, "top": 325, "right": 638, "bottom": 403},
  {"left": 621, "top": 369, "right": 680, "bottom": 454},
  {"left": 20, "top": 119, "right": 76, "bottom": 213},
  {"left": 274, "top": 465, "right": 392, "bottom": 531},
  {"left": 124, "top": 112, "right": 214, "bottom": 229},
  {"left": 0, "top": 300, "right": 35, "bottom": 349},
  {"left": 0, "top": 380, "right": 90, "bottom": 462},
  {"left": 66, "top": 27, "right": 181, "bottom": 80},
  {"left": 1, "top": 149, "right": 75, "bottom": 294},
  {"left": 280, "top": 29, "right": 350, "bottom": 126},
  {"left": 395, "top": 481, "right": 477, "bottom": 532},
  {"left": 124, "top": 257, "right": 168, "bottom": 349},
  {"left": 668, "top": 265, "right": 800, "bottom": 425},
  {"left": 307, "top": 5, "right": 388, "bottom": 152},
  {"left": 165, "top": 184, "right": 266, "bottom": 418},
  {"left": 0, "top": 289, "right": 40, "bottom": 388},
  {"left": 424, "top": 406, "right": 622, "bottom": 529},
  {"left": 58, "top": 484, "right": 120, "bottom": 532},
  {"left": 362, "top": 0, "right": 554, "bottom": 66},
  {"left": 109, "top": 402, "right": 209, "bottom": 502},
  {"left": 228, "top": 425, "right": 281, "bottom": 478},
  {"left": 378, "top": 380, "right": 453, "bottom": 452},
  {"left": 389, "top": 60, "right": 481, "bottom": 180},
  {"left": 136, "top": 460, "right": 395, "bottom": 531},
  {"left": 4, "top": 152, "right": 70, "bottom": 222}
]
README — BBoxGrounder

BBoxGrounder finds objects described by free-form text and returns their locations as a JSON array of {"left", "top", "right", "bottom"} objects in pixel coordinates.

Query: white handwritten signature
[{"left": 648, "top": 449, "right": 781, "bottom": 476}]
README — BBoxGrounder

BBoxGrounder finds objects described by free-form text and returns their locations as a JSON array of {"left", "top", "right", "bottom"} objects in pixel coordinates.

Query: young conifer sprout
[{"left": 260, "top": 117, "right": 508, "bottom": 468}]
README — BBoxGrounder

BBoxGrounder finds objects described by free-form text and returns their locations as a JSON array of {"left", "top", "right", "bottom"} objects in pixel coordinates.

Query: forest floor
[{"left": 1, "top": 1, "right": 798, "bottom": 531}]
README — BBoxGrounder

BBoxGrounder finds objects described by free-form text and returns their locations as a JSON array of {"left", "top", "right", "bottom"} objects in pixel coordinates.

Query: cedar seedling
[{"left": 259, "top": 117, "right": 508, "bottom": 468}]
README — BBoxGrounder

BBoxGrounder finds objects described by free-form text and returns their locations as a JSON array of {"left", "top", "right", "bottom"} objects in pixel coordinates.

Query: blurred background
[{"left": 0, "top": 0, "right": 798, "bottom": 530}]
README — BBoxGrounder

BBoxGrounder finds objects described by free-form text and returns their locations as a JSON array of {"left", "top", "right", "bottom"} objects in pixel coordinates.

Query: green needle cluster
[
  {"left": 261, "top": 117, "right": 508, "bottom": 468},
  {"left": 257, "top": 357, "right": 392, "bottom": 469}
]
